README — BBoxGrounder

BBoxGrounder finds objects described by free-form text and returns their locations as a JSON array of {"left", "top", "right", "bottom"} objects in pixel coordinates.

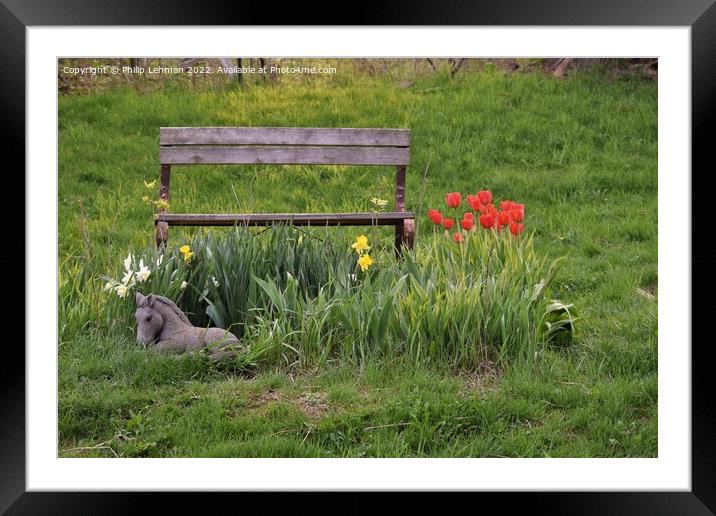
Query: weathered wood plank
[
  {"left": 155, "top": 212, "right": 416, "bottom": 227},
  {"left": 160, "top": 145, "right": 410, "bottom": 165},
  {"left": 160, "top": 127, "right": 411, "bottom": 147}
]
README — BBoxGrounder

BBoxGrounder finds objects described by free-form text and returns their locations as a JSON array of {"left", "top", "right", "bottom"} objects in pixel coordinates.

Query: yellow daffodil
[
  {"left": 144, "top": 180, "right": 157, "bottom": 190},
  {"left": 357, "top": 254, "right": 374, "bottom": 272},
  {"left": 351, "top": 235, "right": 371, "bottom": 255},
  {"left": 370, "top": 197, "right": 389, "bottom": 210},
  {"left": 179, "top": 245, "right": 194, "bottom": 264}
]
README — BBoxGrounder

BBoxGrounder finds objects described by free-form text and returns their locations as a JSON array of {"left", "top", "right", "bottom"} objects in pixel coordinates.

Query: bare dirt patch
[
  {"left": 458, "top": 361, "right": 501, "bottom": 395},
  {"left": 637, "top": 283, "right": 657, "bottom": 300},
  {"left": 245, "top": 389, "right": 330, "bottom": 420},
  {"left": 247, "top": 389, "right": 281, "bottom": 408},
  {"left": 295, "top": 391, "right": 329, "bottom": 419}
]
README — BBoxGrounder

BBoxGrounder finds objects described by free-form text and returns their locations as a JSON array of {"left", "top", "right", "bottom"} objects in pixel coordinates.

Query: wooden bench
[{"left": 154, "top": 127, "right": 416, "bottom": 256}]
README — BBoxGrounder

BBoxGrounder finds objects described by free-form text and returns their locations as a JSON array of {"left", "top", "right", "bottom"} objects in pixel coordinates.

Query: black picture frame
[{"left": 7, "top": 1, "right": 710, "bottom": 513}]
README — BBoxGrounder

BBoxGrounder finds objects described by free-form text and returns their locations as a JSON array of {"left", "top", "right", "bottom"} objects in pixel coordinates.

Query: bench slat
[
  {"left": 160, "top": 127, "right": 410, "bottom": 147},
  {"left": 160, "top": 145, "right": 410, "bottom": 166},
  {"left": 155, "top": 212, "right": 415, "bottom": 227}
]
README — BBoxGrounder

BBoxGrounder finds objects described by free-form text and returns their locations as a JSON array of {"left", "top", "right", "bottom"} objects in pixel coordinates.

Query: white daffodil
[
  {"left": 123, "top": 253, "right": 133, "bottom": 272},
  {"left": 121, "top": 270, "right": 135, "bottom": 287},
  {"left": 211, "top": 276, "right": 219, "bottom": 288},
  {"left": 180, "top": 281, "right": 188, "bottom": 290},
  {"left": 103, "top": 281, "right": 114, "bottom": 292},
  {"left": 155, "top": 254, "right": 164, "bottom": 267},
  {"left": 136, "top": 259, "right": 151, "bottom": 283},
  {"left": 115, "top": 284, "right": 128, "bottom": 298}
]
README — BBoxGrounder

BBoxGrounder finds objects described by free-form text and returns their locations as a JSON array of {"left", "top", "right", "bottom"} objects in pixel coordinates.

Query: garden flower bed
[{"left": 97, "top": 190, "right": 574, "bottom": 370}]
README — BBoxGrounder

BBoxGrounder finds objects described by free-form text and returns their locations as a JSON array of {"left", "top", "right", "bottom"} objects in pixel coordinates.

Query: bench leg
[
  {"left": 404, "top": 219, "right": 415, "bottom": 250},
  {"left": 156, "top": 164, "right": 171, "bottom": 249},
  {"left": 394, "top": 219, "right": 415, "bottom": 258},
  {"left": 156, "top": 221, "right": 168, "bottom": 249}
]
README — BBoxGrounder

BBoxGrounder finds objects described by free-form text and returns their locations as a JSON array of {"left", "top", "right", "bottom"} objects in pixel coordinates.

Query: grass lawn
[{"left": 58, "top": 62, "right": 657, "bottom": 457}]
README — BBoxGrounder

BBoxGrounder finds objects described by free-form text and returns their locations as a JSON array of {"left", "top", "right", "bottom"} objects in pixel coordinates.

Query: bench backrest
[
  {"left": 155, "top": 127, "right": 414, "bottom": 253},
  {"left": 159, "top": 127, "right": 410, "bottom": 166}
]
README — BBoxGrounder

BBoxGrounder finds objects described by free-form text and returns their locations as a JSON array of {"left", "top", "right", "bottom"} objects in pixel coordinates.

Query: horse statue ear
[
  {"left": 136, "top": 292, "right": 145, "bottom": 306},
  {"left": 146, "top": 294, "right": 156, "bottom": 307}
]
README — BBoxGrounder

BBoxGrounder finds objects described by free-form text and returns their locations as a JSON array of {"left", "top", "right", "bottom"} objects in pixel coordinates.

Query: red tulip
[
  {"left": 461, "top": 216, "right": 475, "bottom": 231},
  {"left": 510, "top": 204, "right": 525, "bottom": 222},
  {"left": 479, "top": 213, "right": 496, "bottom": 229},
  {"left": 483, "top": 203, "right": 497, "bottom": 215},
  {"left": 427, "top": 209, "right": 443, "bottom": 225},
  {"left": 500, "top": 200, "right": 515, "bottom": 211},
  {"left": 466, "top": 194, "right": 482, "bottom": 212},
  {"left": 453, "top": 232, "right": 463, "bottom": 243},
  {"left": 477, "top": 190, "right": 492, "bottom": 205},
  {"left": 497, "top": 210, "right": 511, "bottom": 229},
  {"left": 445, "top": 192, "right": 462, "bottom": 209},
  {"left": 442, "top": 218, "right": 455, "bottom": 230},
  {"left": 509, "top": 222, "right": 525, "bottom": 235}
]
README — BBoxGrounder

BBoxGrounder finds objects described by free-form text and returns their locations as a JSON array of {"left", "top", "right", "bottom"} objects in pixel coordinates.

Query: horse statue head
[{"left": 135, "top": 292, "right": 164, "bottom": 345}]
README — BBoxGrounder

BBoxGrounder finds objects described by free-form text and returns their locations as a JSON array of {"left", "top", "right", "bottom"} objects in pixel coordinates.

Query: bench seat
[{"left": 156, "top": 212, "right": 415, "bottom": 227}]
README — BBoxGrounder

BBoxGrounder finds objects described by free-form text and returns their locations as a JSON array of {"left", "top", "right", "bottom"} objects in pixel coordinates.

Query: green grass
[{"left": 58, "top": 63, "right": 657, "bottom": 457}]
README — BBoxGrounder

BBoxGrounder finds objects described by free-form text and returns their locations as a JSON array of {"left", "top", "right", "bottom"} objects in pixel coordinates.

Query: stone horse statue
[{"left": 135, "top": 292, "right": 241, "bottom": 360}]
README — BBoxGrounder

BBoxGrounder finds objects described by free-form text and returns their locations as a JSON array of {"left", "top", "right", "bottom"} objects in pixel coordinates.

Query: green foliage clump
[{"left": 87, "top": 224, "right": 574, "bottom": 369}]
